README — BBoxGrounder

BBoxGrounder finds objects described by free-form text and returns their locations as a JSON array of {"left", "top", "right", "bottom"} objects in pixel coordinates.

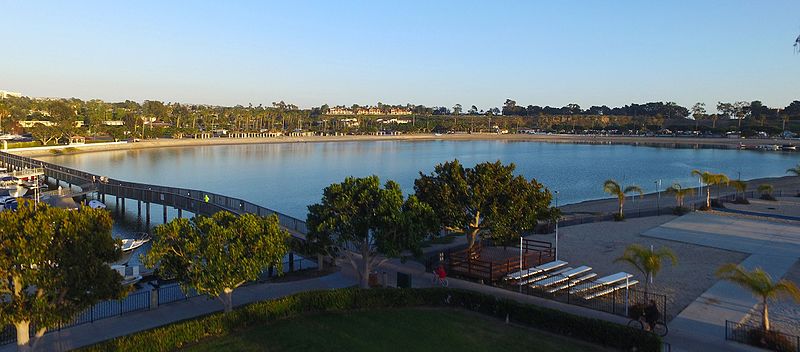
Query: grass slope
[{"left": 184, "top": 308, "right": 607, "bottom": 352}]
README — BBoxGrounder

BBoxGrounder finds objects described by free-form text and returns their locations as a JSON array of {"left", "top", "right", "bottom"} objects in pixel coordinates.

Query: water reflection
[{"left": 40, "top": 140, "right": 798, "bottom": 218}]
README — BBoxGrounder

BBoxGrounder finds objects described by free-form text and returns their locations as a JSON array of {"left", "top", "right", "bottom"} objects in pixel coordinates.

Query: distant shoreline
[{"left": 8, "top": 133, "right": 799, "bottom": 158}]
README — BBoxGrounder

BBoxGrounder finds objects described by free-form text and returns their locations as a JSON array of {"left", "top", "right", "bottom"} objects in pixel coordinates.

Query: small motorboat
[
  {"left": 110, "top": 264, "right": 143, "bottom": 286},
  {"left": 119, "top": 232, "right": 151, "bottom": 253},
  {"left": 87, "top": 199, "right": 107, "bottom": 209},
  {"left": 781, "top": 144, "right": 797, "bottom": 151}
]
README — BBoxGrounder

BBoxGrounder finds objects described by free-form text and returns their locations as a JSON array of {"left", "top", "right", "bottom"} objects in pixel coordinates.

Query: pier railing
[{"left": 0, "top": 151, "right": 308, "bottom": 236}]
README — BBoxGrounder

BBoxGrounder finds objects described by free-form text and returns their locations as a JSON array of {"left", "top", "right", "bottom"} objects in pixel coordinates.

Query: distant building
[
  {"left": 388, "top": 108, "right": 412, "bottom": 115},
  {"left": 0, "top": 90, "right": 22, "bottom": 99},
  {"left": 339, "top": 118, "right": 360, "bottom": 127},
  {"left": 376, "top": 118, "right": 411, "bottom": 124},
  {"left": 18, "top": 120, "right": 85, "bottom": 128},
  {"left": 327, "top": 106, "right": 412, "bottom": 116},
  {"left": 102, "top": 120, "right": 125, "bottom": 126},
  {"left": 328, "top": 107, "right": 353, "bottom": 115},
  {"left": 18, "top": 120, "right": 54, "bottom": 128}
]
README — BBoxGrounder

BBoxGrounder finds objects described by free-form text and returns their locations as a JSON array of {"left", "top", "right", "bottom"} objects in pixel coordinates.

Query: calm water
[{"left": 41, "top": 141, "right": 799, "bottom": 219}]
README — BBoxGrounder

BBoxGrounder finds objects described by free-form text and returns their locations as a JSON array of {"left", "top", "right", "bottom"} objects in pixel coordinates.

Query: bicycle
[
  {"left": 628, "top": 318, "right": 668, "bottom": 337},
  {"left": 431, "top": 273, "right": 449, "bottom": 287}
]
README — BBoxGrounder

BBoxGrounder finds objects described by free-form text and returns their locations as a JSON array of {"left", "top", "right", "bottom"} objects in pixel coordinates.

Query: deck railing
[{"left": 0, "top": 151, "right": 308, "bottom": 236}]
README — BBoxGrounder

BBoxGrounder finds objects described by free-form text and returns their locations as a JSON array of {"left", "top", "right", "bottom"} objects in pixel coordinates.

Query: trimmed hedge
[{"left": 80, "top": 288, "right": 661, "bottom": 352}]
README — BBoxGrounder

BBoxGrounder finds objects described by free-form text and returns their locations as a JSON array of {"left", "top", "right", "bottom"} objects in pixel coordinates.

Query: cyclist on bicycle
[
  {"left": 643, "top": 300, "right": 660, "bottom": 331},
  {"left": 435, "top": 264, "right": 447, "bottom": 281}
]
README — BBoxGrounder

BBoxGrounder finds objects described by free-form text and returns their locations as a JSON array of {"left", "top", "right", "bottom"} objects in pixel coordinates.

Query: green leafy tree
[
  {"left": 614, "top": 244, "right": 677, "bottom": 297},
  {"left": 691, "top": 170, "right": 730, "bottom": 208},
  {"left": 716, "top": 264, "right": 800, "bottom": 331},
  {"left": 28, "top": 123, "right": 60, "bottom": 145},
  {"left": 0, "top": 201, "right": 126, "bottom": 351},
  {"left": 691, "top": 102, "right": 706, "bottom": 130},
  {"left": 414, "top": 160, "right": 556, "bottom": 250},
  {"left": 786, "top": 163, "right": 800, "bottom": 176},
  {"left": 306, "top": 176, "right": 438, "bottom": 288},
  {"left": 602, "top": 179, "right": 643, "bottom": 220},
  {"left": 143, "top": 211, "right": 290, "bottom": 313},
  {"left": 665, "top": 183, "right": 694, "bottom": 208}
]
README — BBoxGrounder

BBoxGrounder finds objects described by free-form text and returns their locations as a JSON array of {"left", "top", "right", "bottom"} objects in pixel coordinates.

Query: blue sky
[{"left": 2, "top": 1, "right": 798, "bottom": 109}]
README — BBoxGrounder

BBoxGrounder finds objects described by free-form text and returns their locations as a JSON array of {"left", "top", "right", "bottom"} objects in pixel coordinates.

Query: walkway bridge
[{"left": 0, "top": 151, "right": 308, "bottom": 239}]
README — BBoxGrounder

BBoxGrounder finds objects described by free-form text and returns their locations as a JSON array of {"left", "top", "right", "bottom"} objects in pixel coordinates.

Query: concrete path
[
  {"left": 642, "top": 212, "right": 800, "bottom": 349},
  {"left": 0, "top": 272, "right": 356, "bottom": 352}
]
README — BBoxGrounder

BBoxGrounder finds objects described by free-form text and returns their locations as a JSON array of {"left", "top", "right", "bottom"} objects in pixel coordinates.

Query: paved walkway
[
  {"left": 0, "top": 272, "right": 355, "bottom": 352},
  {"left": 643, "top": 212, "right": 800, "bottom": 349}
]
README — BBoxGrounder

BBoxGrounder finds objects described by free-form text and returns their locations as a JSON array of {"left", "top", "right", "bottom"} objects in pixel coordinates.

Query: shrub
[
  {"left": 732, "top": 198, "right": 750, "bottom": 205},
  {"left": 709, "top": 199, "right": 725, "bottom": 208},
  {"left": 613, "top": 213, "right": 625, "bottom": 221},
  {"left": 48, "top": 149, "right": 64, "bottom": 155},
  {"left": 79, "top": 288, "right": 661, "bottom": 352},
  {"left": 759, "top": 194, "right": 777, "bottom": 201},
  {"left": 672, "top": 206, "right": 691, "bottom": 215},
  {"left": 746, "top": 328, "right": 796, "bottom": 352}
]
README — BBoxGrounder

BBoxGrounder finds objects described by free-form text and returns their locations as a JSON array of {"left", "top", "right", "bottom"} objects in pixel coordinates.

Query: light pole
[
  {"left": 554, "top": 190, "right": 559, "bottom": 261},
  {"left": 655, "top": 179, "right": 661, "bottom": 215}
]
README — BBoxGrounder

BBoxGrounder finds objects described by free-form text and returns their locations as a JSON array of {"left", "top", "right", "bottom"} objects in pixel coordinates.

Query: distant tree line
[{"left": 0, "top": 95, "right": 799, "bottom": 145}]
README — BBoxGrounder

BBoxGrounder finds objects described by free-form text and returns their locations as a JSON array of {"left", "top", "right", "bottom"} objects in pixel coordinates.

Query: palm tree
[
  {"left": 716, "top": 264, "right": 800, "bottom": 331},
  {"left": 614, "top": 244, "right": 677, "bottom": 297},
  {"left": 758, "top": 184, "right": 775, "bottom": 200},
  {"left": 729, "top": 180, "right": 748, "bottom": 202},
  {"left": 665, "top": 183, "right": 694, "bottom": 209},
  {"left": 691, "top": 170, "right": 730, "bottom": 208},
  {"left": 787, "top": 163, "right": 800, "bottom": 176},
  {"left": 603, "top": 180, "right": 643, "bottom": 220}
]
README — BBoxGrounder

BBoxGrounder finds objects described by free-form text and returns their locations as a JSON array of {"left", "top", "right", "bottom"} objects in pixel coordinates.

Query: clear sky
[{"left": 2, "top": 1, "right": 798, "bottom": 110}]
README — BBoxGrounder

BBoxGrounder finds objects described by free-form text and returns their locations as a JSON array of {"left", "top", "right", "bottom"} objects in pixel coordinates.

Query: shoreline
[{"left": 7, "top": 133, "right": 799, "bottom": 158}]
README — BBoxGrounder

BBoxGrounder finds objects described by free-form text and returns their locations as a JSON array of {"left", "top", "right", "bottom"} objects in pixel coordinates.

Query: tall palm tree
[
  {"left": 665, "top": 183, "right": 694, "bottom": 209},
  {"left": 691, "top": 170, "right": 730, "bottom": 208},
  {"left": 787, "top": 163, "right": 800, "bottom": 176},
  {"left": 614, "top": 244, "right": 677, "bottom": 297},
  {"left": 603, "top": 180, "right": 643, "bottom": 219},
  {"left": 716, "top": 264, "right": 800, "bottom": 331}
]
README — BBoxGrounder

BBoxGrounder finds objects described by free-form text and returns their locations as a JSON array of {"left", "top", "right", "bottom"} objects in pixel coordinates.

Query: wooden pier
[{"left": 0, "top": 151, "right": 308, "bottom": 239}]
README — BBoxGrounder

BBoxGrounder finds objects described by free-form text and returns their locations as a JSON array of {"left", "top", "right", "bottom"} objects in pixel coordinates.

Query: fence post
[
  {"left": 150, "top": 287, "right": 159, "bottom": 309},
  {"left": 612, "top": 289, "right": 617, "bottom": 315}
]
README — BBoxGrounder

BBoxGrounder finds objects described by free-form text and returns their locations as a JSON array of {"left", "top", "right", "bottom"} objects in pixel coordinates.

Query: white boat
[
  {"left": 87, "top": 199, "right": 107, "bottom": 209},
  {"left": 119, "top": 233, "right": 151, "bottom": 253},
  {"left": 110, "top": 264, "right": 143, "bottom": 286},
  {"left": 0, "top": 175, "right": 27, "bottom": 197},
  {"left": 781, "top": 145, "right": 797, "bottom": 151}
]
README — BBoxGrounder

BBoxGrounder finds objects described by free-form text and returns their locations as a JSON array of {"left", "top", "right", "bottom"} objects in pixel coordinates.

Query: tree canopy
[
  {"left": 143, "top": 211, "right": 290, "bottom": 312},
  {"left": 414, "top": 160, "right": 557, "bottom": 249},
  {"left": 0, "top": 201, "right": 126, "bottom": 351},
  {"left": 306, "top": 175, "right": 438, "bottom": 288}
]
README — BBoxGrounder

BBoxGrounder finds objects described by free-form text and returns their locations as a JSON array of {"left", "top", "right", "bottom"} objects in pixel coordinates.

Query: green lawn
[{"left": 184, "top": 308, "right": 609, "bottom": 352}]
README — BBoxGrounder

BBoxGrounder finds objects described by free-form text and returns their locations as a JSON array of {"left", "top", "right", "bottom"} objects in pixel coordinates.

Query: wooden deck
[{"left": 447, "top": 239, "right": 555, "bottom": 282}]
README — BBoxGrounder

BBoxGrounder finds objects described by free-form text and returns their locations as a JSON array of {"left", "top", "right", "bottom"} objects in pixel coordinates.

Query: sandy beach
[
  {"left": 532, "top": 215, "right": 750, "bottom": 319},
  {"left": 9, "top": 133, "right": 800, "bottom": 158}
]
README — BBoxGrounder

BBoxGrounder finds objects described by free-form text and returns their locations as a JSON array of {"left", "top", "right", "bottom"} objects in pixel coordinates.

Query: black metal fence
[
  {"left": 0, "top": 290, "right": 151, "bottom": 346},
  {"left": 157, "top": 284, "right": 200, "bottom": 305},
  {"left": 726, "top": 320, "right": 800, "bottom": 352}
]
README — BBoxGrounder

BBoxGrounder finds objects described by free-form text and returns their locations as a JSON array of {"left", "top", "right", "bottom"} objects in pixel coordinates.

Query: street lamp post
[
  {"left": 655, "top": 179, "right": 661, "bottom": 215},
  {"left": 554, "top": 190, "right": 559, "bottom": 261}
]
